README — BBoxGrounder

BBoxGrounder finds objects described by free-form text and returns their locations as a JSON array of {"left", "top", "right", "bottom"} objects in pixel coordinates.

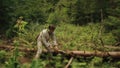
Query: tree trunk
[{"left": 0, "top": 45, "right": 120, "bottom": 58}]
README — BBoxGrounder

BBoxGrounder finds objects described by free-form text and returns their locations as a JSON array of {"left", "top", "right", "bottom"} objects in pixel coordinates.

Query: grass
[
  {"left": 0, "top": 22, "right": 119, "bottom": 68},
  {"left": 13, "top": 22, "right": 116, "bottom": 50},
  {"left": 55, "top": 23, "right": 116, "bottom": 51}
]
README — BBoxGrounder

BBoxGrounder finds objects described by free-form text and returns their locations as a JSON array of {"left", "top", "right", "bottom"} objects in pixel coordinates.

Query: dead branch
[{"left": 64, "top": 57, "right": 74, "bottom": 68}]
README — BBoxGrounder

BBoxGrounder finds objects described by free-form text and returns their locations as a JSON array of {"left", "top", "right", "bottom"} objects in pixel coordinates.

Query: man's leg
[{"left": 35, "top": 41, "right": 42, "bottom": 59}]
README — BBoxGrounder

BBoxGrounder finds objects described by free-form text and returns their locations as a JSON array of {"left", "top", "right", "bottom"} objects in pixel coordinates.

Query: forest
[{"left": 0, "top": 0, "right": 120, "bottom": 68}]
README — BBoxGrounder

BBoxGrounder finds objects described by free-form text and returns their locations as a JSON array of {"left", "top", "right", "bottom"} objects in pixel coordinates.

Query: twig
[{"left": 64, "top": 57, "right": 74, "bottom": 68}]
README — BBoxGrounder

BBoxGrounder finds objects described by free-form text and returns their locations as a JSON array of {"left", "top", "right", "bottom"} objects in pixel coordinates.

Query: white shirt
[{"left": 37, "top": 29, "right": 57, "bottom": 47}]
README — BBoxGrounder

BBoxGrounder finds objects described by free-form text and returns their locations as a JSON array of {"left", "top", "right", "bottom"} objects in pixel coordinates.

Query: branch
[{"left": 64, "top": 57, "right": 74, "bottom": 68}]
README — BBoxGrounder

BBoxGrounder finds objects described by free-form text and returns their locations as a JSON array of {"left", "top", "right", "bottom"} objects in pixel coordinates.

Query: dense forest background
[
  {"left": 0, "top": 0, "right": 120, "bottom": 32},
  {"left": 0, "top": 0, "right": 120, "bottom": 68},
  {"left": 0, "top": 0, "right": 120, "bottom": 42}
]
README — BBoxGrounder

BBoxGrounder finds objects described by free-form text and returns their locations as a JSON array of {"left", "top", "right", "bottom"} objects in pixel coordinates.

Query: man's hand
[
  {"left": 54, "top": 46, "right": 58, "bottom": 52},
  {"left": 49, "top": 45, "right": 53, "bottom": 49}
]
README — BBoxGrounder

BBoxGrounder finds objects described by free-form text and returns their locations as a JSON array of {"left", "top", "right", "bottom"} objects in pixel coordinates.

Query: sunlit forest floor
[{"left": 0, "top": 23, "right": 120, "bottom": 68}]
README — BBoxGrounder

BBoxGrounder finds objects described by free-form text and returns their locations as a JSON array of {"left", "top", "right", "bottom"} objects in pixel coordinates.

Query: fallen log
[
  {"left": 0, "top": 45, "right": 36, "bottom": 52},
  {"left": 0, "top": 45, "right": 120, "bottom": 58},
  {"left": 69, "top": 51, "right": 120, "bottom": 58}
]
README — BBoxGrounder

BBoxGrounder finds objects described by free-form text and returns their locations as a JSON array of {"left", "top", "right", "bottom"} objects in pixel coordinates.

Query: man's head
[{"left": 48, "top": 25, "right": 56, "bottom": 34}]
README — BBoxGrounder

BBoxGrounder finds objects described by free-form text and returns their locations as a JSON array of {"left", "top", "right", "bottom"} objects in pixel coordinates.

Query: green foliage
[
  {"left": 102, "top": 32, "right": 116, "bottom": 45},
  {"left": 104, "top": 16, "right": 120, "bottom": 31},
  {"left": 5, "top": 40, "right": 20, "bottom": 68},
  {"left": 47, "top": 12, "right": 59, "bottom": 25},
  {"left": 55, "top": 23, "right": 116, "bottom": 50},
  {"left": 1, "top": 23, "right": 119, "bottom": 68},
  {"left": 104, "top": 16, "right": 120, "bottom": 42},
  {"left": 115, "top": 61, "right": 120, "bottom": 68},
  {"left": 71, "top": 58, "right": 87, "bottom": 68},
  {"left": 0, "top": 0, "right": 14, "bottom": 33},
  {"left": 6, "top": 27, "right": 16, "bottom": 39},
  {"left": 17, "top": 23, "right": 45, "bottom": 48},
  {"left": 0, "top": 50, "right": 7, "bottom": 63},
  {"left": 11, "top": 0, "right": 47, "bottom": 23},
  {"left": 6, "top": 20, "right": 28, "bottom": 38},
  {"left": 30, "top": 59, "right": 46, "bottom": 68},
  {"left": 90, "top": 57, "right": 103, "bottom": 66},
  {"left": 1, "top": 0, "right": 120, "bottom": 67},
  {"left": 1, "top": 0, "right": 120, "bottom": 33},
  {"left": 14, "top": 21, "right": 28, "bottom": 32}
]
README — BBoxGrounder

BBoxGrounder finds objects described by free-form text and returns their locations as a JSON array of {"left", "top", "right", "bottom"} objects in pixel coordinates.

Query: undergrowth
[{"left": 0, "top": 23, "right": 118, "bottom": 68}]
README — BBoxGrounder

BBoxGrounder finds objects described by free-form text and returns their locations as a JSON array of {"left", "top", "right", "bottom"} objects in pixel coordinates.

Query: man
[{"left": 35, "top": 25, "right": 58, "bottom": 59}]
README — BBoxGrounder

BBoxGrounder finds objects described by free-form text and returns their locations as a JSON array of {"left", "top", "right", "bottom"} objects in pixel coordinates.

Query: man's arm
[
  {"left": 52, "top": 33, "right": 59, "bottom": 51},
  {"left": 41, "top": 33, "right": 51, "bottom": 47},
  {"left": 52, "top": 33, "right": 58, "bottom": 46}
]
